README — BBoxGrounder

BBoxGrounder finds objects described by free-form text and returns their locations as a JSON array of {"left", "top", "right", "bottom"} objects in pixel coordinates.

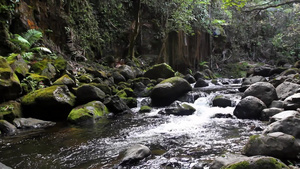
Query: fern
[
  {"left": 10, "top": 34, "right": 30, "bottom": 50},
  {"left": 22, "top": 29, "right": 43, "bottom": 46}
]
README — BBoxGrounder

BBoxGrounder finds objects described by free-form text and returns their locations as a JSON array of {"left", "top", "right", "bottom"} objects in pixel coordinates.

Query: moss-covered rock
[
  {"left": 6, "top": 53, "right": 29, "bottom": 79},
  {"left": 67, "top": 101, "right": 109, "bottom": 124},
  {"left": 78, "top": 73, "right": 93, "bottom": 83},
  {"left": 122, "top": 97, "right": 137, "bottom": 108},
  {"left": 30, "top": 59, "right": 57, "bottom": 80},
  {"left": 139, "top": 105, "right": 152, "bottom": 113},
  {"left": 0, "top": 56, "right": 22, "bottom": 101},
  {"left": 144, "top": 63, "right": 175, "bottom": 80},
  {"left": 53, "top": 56, "right": 67, "bottom": 74},
  {"left": 21, "top": 73, "right": 51, "bottom": 94},
  {"left": 90, "top": 83, "right": 112, "bottom": 95},
  {"left": 53, "top": 74, "right": 76, "bottom": 87},
  {"left": 150, "top": 77, "right": 192, "bottom": 107},
  {"left": 0, "top": 101, "right": 22, "bottom": 123},
  {"left": 21, "top": 85, "right": 76, "bottom": 121}
]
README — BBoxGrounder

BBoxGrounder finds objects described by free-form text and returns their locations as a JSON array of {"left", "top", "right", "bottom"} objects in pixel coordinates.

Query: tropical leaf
[
  {"left": 22, "top": 29, "right": 43, "bottom": 46},
  {"left": 30, "top": 47, "right": 52, "bottom": 54},
  {"left": 10, "top": 34, "right": 30, "bottom": 51}
]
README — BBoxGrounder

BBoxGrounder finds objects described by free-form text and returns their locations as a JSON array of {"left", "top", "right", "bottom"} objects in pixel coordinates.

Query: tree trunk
[{"left": 128, "top": 0, "right": 141, "bottom": 59}]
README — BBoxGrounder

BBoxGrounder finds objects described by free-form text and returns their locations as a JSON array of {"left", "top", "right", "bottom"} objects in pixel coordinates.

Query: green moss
[
  {"left": 252, "top": 157, "right": 287, "bottom": 169},
  {"left": 116, "top": 90, "right": 127, "bottom": 98},
  {"left": 67, "top": 101, "right": 109, "bottom": 124},
  {"left": 224, "top": 161, "right": 250, "bottom": 169},
  {"left": 160, "top": 77, "right": 182, "bottom": 85},
  {"left": 140, "top": 105, "right": 152, "bottom": 113},
  {"left": 53, "top": 56, "right": 67, "bottom": 73}
]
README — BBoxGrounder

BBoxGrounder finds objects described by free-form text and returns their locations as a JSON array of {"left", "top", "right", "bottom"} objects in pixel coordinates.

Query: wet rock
[
  {"left": 150, "top": 77, "right": 192, "bottom": 107},
  {"left": 276, "top": 82, "right": 300, "bottom": 100},
  {"left": 211, "top": 113, "right": 233, "bottom": 119},
  {"left": 21, "top": 85, "right": 76, "bottom": 121},
  {"left": 0, "top": 101, "right": 22, "bottom": 123},
  {"left": 233, "top": 96, "right": 266, "bottom": 119},
  {"left": 260, "top": 108, "right": 284, "bottom": 121},
  {"left": 242, "top": 82, "right": 277, "bottom": 106},
  {"left": 0, "top": 120, "right": 17, "bottom": 135},
  {"left": 144, "top": 63, "right": 175, "bottom": 80},
  {"left": 184, "top": 74, "right": 196, "bottom": 83},
  {"left": 53, "top": 74, "right": 76, "bottom": 87},
  {"left": 104, "top": 96, "right": 131, "bottom": 114},
  {"left": 0, "top": 56, "right": 22, "bottom": 102},
  {"left": 270, "top": 100, "right": 284, "bottom": 108},
  {"left": 239, "top": 76, "right": 266, "bottom": 92},
  {"left": 112, "top": 72, "right": 126, "bottom": 84},
  {"left": 252, "top": 66, "right": 272, "bottom": 77},
  {"left": 212, "top": 95, "right": 232, "bottom": 107},
  {"left": 194, "top": 78, "right": 209, "bottom": 88},
  {"left": 242, "top": 132, "right": 300, "bottom": 160},
  {"left": 164, "top": 101, "right": 196, "bottom": 116},
  {"left": 13, "top": 118, "right": 55, "bottom": 129},
  {"left": 118, "top": 65, "right": 136, "bottom": 80},
  {"left": 76, "top": 84, "right": 105, "bottom": 105},
  {"left": 193, "top": 71, "right": 206, "bottom": 81},
  {"left": 210, "top": 154, "right": 249, "bottom": 169},
  {"left": 263, "top": 114, "right": 300, "bottom": 138},
  {"left": 67, "top": 101, "right": 109, "bottom": 124},
  {"left": 283, "top": 93, "right": 300, "bottom": 110},
  {"left": 120, "top": 144, "right": 151, "bottom": 165},
  {"left": 269, "top": 110, "right": 299, "bottom": 123},
  {"left": 122, "top": 97, "right": 137, "bottom": 108},
  {"left": 139, "top": 106, "right": 152, "bottom": 113},
  {"left": 0, "top": 162, "right": 12, "bottom": 169}
]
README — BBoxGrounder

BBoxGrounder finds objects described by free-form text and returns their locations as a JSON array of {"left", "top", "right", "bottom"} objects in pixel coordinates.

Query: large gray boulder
[
  {"left": 76, "top": 84, "right": 106, "bottom": 105},
  {"left": 150, "top": 77, "right": 192, "bottom": 107},
  {"left": 120, "top": 144, "right": 151, "bottom": 165},
  {"left": 276, "top": 82, "right": 300, "bottom": 100},
  {"left": 242, "top": 82, "right": 277, "bottom": 106},
  {"left": 233, "top": 96, "right": 266, "bottom": 119},
  {"left": 239, "top": 76, "right": 266, "bottom": 92},
  {"left": 210, "top": 154, "right": 288, "bottom": 169},
  {"left": 21, "top": 85, "right": 76, "bottom": 121},
  {"left": 144, "top": 63, "right": 175, "bottom": 79},
  {"left": 263, "top": 114, "right": 300, "bottom": 138},
  {"left": 242, "top": 132, "right": 300, "bottom": 159},
  {"left": 118, "top": 65, "right": 136, "bottom": 80},
  {"left": 283, "top": 93, "right": 300, "bottom": 110}
]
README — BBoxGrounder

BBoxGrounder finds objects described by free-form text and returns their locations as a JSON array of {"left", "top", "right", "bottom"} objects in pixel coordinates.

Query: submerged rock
[
  {"left": 21, "top": 85, "right": 76, "bottom": 121},
  {"left": 120, "top": 144, "right": 151, "bottom": 165},
  {"left": 13, "top": 118, "right": 55, "bottom": 129},
  {"left": 67, "top": 101, "right": 109, "bottom": 124},
  {"left": 242, "top": 132, "right": 300, "bottom": 160},
  {"left": 233, "top": 96, "right": 266, "bottom": 119},
  {"left": 150, "top": 77, "right": 192, "bottom": 107}
]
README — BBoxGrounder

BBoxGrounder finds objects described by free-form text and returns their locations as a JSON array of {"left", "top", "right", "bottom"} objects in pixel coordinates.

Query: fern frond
[
  {"left": 10, "top": 34, "right": 31, "bottom": 51},
  {"left": 21, "top": 52, "right": 34, "bottom": 61},
  {"left": 23, "top": 29, "right": 43, "bottom": 46},
  {"left": 30, "top": 47, "right": 52, "bottom": 54}
]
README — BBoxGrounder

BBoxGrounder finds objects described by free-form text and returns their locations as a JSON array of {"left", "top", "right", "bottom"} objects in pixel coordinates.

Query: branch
[{"left": 243, "top": 0, "right": 300, "bottom": 12}]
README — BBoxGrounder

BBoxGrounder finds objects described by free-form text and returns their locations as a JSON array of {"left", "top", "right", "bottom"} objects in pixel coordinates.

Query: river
[{"left": 0, "top": 80, "right": 266, "bottom": 168}]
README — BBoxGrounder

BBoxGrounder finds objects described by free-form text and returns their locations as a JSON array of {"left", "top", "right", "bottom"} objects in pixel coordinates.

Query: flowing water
[{"left": 0, "top": 80, "right": 266, "bottom": 169}]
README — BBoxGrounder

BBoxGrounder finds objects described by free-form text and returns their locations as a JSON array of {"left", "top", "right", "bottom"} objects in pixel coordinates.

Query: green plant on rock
[{"left": 9, "top": 29, "right": 52, "bottom": 61}]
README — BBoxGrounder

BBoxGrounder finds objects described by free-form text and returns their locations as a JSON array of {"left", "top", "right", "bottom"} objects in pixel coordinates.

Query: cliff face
[{"left": 0, "top": 0, "right": 101, "bottom": 60}]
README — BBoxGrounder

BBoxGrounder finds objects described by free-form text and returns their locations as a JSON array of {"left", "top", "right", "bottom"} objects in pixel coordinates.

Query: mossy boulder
[
  {"left": 0, "top": 56, "right": 22, "bottom": 101},
  {"left": 139, "top": 106, "right": 152, "bottom": 113},
  {"left": 144, "top": 63, "right": 175, "bottom": 79},
  {"left": 163, "top": 101, "right": 196, "bottom": 116},
  {"left": 0, "top": 101, "right": 22, "bottom": 123},
  {"left": 21, "top": 85, "right": 76, "bottom": 121},
  {"left": 150, "top": 77, "right": 192, "bottom": 107},
  {"left": 53, "top": 74, "right": 76, "bottom": 87},
  {"left": 6, "top": 53, "right": 29, "bottom": 79},
  {"left": 117, "top": 65, "right": 136, "bottom": 80},
  {"left": 90, "top": 83, "right": 112, "bottom": 95},
  {"left": 104, "top": 96, "right": 131, "bottom": 114},
  {"left": 78, "top": 73, "right": 93, "bottom": 83},
  {"left": 122, "top": 97, "right": 137, "bottom": 108},
  {"left": 67, "top": 101, "right": 109, "bottom": 124},
  {"left": 30, "top": 59, "right": 57, "bottom": 80},
  {"left": 21, "top": 73, "right": 51, "bottom": 94},
  {"left": 53, "top": 56, "right": 67, "bottom": 74},
  {"left": 76, "top": 84, "right": 106, "bottom": 105}
]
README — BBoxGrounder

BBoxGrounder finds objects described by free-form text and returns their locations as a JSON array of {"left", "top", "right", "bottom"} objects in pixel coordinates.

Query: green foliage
[{"left": 222, "top": 0, "right": 247, "bottom": 10}]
